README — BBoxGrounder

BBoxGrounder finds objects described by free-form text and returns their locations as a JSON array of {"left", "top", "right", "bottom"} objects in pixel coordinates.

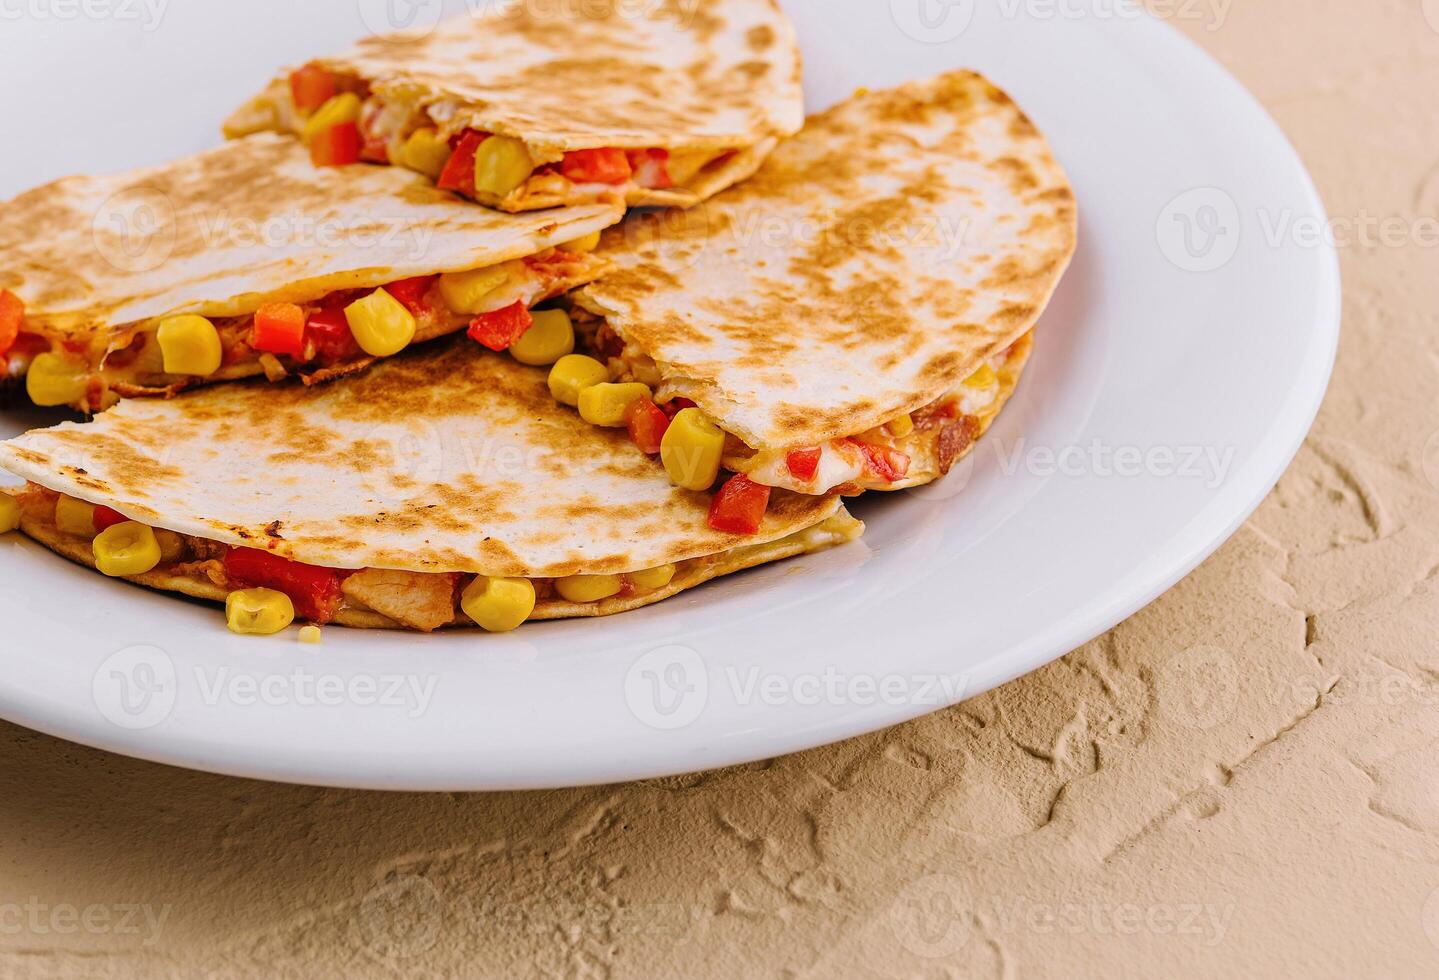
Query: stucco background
[{"left": 2, "top": 0, "right": 1438, "bottom": 976}]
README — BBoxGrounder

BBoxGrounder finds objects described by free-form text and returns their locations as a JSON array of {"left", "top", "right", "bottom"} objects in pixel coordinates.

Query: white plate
[{"left": 0, "top": 1, "right": 1338, "bottom": 790}]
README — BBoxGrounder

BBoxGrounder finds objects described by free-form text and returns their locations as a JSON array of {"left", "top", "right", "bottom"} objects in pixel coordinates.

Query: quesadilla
[
  {"left": 0, "top": 339, "right": 860, "bottom": 634},
  {"left": 560, "top": 72, "right": 1075, "bottom": 512},
  {"left": 0, "top": 133, "right": 623, "bottom": 413},
  {"left": 223, "top": 0, "right": 803, "bottom": 212}
]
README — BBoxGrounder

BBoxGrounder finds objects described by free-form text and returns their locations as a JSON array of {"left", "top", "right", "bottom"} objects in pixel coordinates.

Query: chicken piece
[{"left": 341, "top": 569, "right": 457, "bottom": 632}]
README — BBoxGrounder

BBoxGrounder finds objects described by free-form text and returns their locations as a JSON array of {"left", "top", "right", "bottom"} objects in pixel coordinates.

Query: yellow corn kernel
[
  {"left": 547, "top": 355, "right": 609, "bottom": 407},
  {"left": 26, "top": 352, "right": 90, "bottom": 407},
  {"left": 93, "top": 521, "right": 162, "bottom": 578},
  {"left": 157, "top": 315, "right": 223, "bottom": 376},
  {"left": 400, "top": 127, "right": 453, "bottom": 179},
  {"left": 344, "top": 288, "right": 416, "bottom": 357},
  {"left": 555, "top": 574, "right": 622, "bottom": 604},
  {"left": 660, "top": 408, "right": 725, "bottom": 491},
  {"left": 887, "top": 413, "right": 915, "bottom": 439},
  {"left": 559, "top": 231, "right": 602, "bottom": 254},
  {"left": 579, "top": 382, "right": 651, "bottom": 427},
  {"left": 509, "top": 309, "right": 575, "bottom": 367},
  {"left": 629, "top": 564, "right": 676, "bottom": 591},
  {"left": 54, "top": 495, "right": 97, "bottom": 537},
  {"left": 301, "top": 92, "right": 362, "bottom": 144},
  {"left": 154, "top": 529, "right": 185, "bottom": 563},
  {"left": 963, "top": 364, "right": 997, "bottom": 389},
  {"left": 225, "top": 588, "right": 296, "bottom": 636},
  {"left": 461, "top": 576, "right": 537, "bottom": 632},
  {"left": 437, "top": 264, "right": 513, "bottom": 314},
  {"left": 0, "top": 494, "right": 20, "bottom": 534},
  {"left": 473, "top": 136, "right": 535, "bottom": 198},
  {"left": 298, "top": 624, "right": 324, "bottom": 645}
]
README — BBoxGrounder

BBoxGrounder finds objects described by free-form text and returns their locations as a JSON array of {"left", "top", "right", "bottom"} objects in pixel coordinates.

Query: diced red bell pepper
[
  {"left": 224, "top": 547, "right": 344, "bottom": 623},
  {"left": 92, "top": 505, "right": 129, "bottom": 533},
  {"left": 289, "top": 64, "right": 336, "bottom": 114},
  {"left": 626, "top": 148, "right": 673, "bottom": 190},
  {"left": 305, "top": 307, "right": 360, "bottom": 363},
  {"left": 786, "top": 448, "right": 822, "bottom": 482},
  {"left": 851, "top": 440, "right": 912, "bottom": 484},
  {"left": 0, "top": 289, "right": 23, "bottom": 357},
  {"left": 708, "top": 474, "right": 771, "bottom": 536},
  {"left": 561, "top": 147, "right": 632, "bottom": 185},
  {"left": 437, "top": 130, "right": 485, "bottom": 195},
  {"left": 627, "top": 399, "right": 670, "bottom": 455},
  {"left": 468, "top": 301, "right": 533, "bottom": 351},
  {"left": 659, "top": 397, "right": 698, "bottom": 419},
  {"left": 384, "top": 276, "right": 438, "bottom": 315},
  {"left": 310, "top": 122, "right": 362, "bottom": 167},
  {"left": 251, "top": 302, "right": 307, "bottom": 358}
]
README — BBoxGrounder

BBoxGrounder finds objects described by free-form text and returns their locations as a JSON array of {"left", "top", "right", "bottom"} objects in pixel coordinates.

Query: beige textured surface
[{"left": 3, "top": 3, "right": 1438, "bottom": 976}]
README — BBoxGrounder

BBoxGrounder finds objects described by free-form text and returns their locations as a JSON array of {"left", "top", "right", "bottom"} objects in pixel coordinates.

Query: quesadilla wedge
[
  {"left": 0, "top": 339, "right": 859, "bottom": 634},
  {"left": 0, "top": 133, "right": 623, "bottom": 413},
  {"left": 559, "top": 72, "right": 1075, "bottom": 513},
  {"left": 223, "top": 0, "right": 802, "bottom": 212}
]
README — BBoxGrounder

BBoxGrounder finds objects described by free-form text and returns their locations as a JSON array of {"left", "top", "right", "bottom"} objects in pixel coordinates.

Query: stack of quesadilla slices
[{"left": 0, "top": 2, "right": 1074, "bottom": 635}]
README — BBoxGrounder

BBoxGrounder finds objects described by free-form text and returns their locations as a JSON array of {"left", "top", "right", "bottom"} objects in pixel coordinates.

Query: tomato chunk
[
  {"left": 437, "top": 130, "right": 485, "bottom": 195},
  {"left": 786, "top": 448, "right": 822, "bottom": 482},
  {"left": 92, "top": 505, "right": 129, "bottom": 533},
  {"left": 626, "top": 148, "right": 673, "bottom": 190},
  {"left": 561, "top": 148, "right": 632, "bottom": 185},
  {"left": 708, "top": 475, "right": 771, "bottom": 535},
  {"left": 289, "top": 64, "right": 336, "bottom": 114},
  {"left": 627, "top": 399, "right": 670, "bottom": 455},
  {"left": 251, "top": 302, "right": 307, "bottom": 358},
  {"left": 384, "top": 276, "right": 438, "bottom": 315},
  {"left": 310, "top": 122, "right": 361, "bottom": 167},
  {"left": 0, "top": 289, "right": 22, "bottom": 357},
  {"left": 468, "top": 301, "right": 533, "bottom": 351},
  {"left": 305, "top": 307, "right": 361, "bottom": 363},
  {"left": 659, "top": 397, "right": 698, "bottom": 419},
  {"left": 851, "top": 440, "right": 911, "bottom": 484},
  {"left": 224, "top": 547, "right": 344, "bottom": 623}
]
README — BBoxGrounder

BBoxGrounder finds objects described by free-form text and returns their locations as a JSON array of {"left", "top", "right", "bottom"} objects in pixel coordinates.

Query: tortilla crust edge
[{"left": 13, "top": 505, "right": 860, "bottom": 632}]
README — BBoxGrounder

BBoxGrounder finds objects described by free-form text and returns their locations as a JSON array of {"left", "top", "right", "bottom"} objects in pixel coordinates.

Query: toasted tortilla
[
  {"left": 0, "top": 339, "right": 848, "bottom": 581},
  {"left": 0, "top": 133, "right": 621, "bottom": 356},
  {"left": 223, "top": 0, "right": 803, "bottom": 209},
  {"left": 576, "top": 71, "right": 1077, "bottom": 453}
]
